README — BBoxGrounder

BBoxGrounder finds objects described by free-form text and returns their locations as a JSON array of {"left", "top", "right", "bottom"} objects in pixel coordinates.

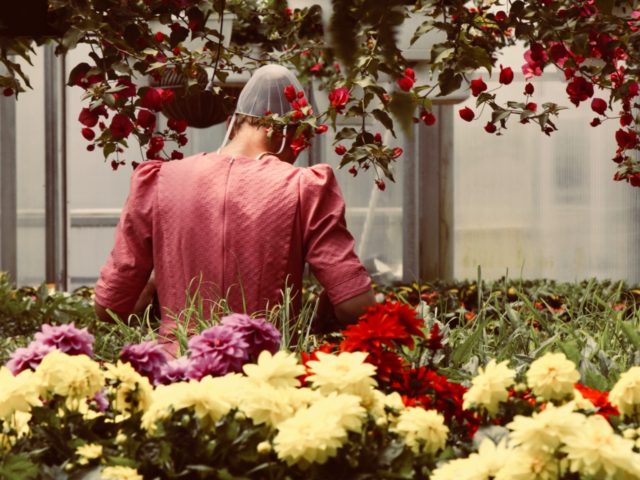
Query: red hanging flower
[
  {"left": 328, "top": 87, "right": 350, "bottom": 113},
  {"left": 109, "top": 114, "right": 134, "bottom": 139},
  {"left": 470, "top": 78, "right": 487, "bottom": 97}
]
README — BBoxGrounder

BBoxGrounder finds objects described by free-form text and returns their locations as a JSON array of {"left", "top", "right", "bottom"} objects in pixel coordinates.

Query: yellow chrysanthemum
[
  {"left": 76, "top": 443, "right": 102, "bottom": 465},
  {"left": 609, "top": 366, "right": 640, "bottom": 417},
  {"left": 431, "top": 457, "right": 485, "bottom": 480},
  {"left": 242, "top": 351, "right": 305, "bottom": 389},
  {"left": 306, "top": 352, "right": 377, "bottom": 401},
  {"left": 563, "top": 414, "right": 640, "bottom": 479},
  {"left": 0, "top": 367, "right": 41, "bottom": 420},
  {"left": 101, "top": 466, "right": 143, "bottom": 480},
  {"left": 494, "top": 448, "right": 560, "bottom": 480},
  {"left": 526, "top": 352, "right": 579, "bottom": 401},
  {"left": 105, "top": 361, "right": 153, "bottom": 415},
  {"left": 273, "top": 393, "right": 366, "bottom": 467},
  {"left": 141, "top": 380, "right": 231, "bottom": 432},
  {"left": 236, "top": 382, "right": 296, "bottom": 427},
  {"left": 35, "top": 351, "right": 104, "bottom": 401},
  {"left": 199, "top": 373, "right": 251, "bottom": 408},
  {"left": 392, "top": 407, "right": 448, "bottom": 455},
  {"left": 0, "top": 411, "right": 31, "bottom": 450},
  {"left": 567, "top": 388, "right": 596, "bottom": 412},
  {"left": 285, "top": 387, "right": 322, "bottom": 413},
  {"left": 507, "top": 404, "right": 584, "bottom": 454},
  {"left": 463, "top": 359, "right": 516, "bottom": 415}
]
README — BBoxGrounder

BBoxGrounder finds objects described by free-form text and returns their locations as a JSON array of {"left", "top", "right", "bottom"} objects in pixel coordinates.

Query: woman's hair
[{"left": 229, "top": 113, "right": 297, "bottom": 153}]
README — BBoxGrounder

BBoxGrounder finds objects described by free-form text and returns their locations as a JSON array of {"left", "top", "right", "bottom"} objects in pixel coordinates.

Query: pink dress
[{"left": 95, "top": 152, "right": 371, "bottom": 340}]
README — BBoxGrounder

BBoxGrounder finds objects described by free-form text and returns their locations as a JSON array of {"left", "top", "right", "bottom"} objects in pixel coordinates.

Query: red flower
[
  {"left": 334, "top": 144, "right": 347, "bottom": 155},
  {"left": 574, "top": 384, "right": 619, "bottom": 419},
  {"left": 81, "top": 128, "right": 95, "bottom": 141},
  {"left": 484, "top": 122, "right": 497, "bottom": 133},
  {"left": 168, "top": 118, "right": 188, "bottom": 133},
  {"left": 459, "top": 107, "right": 475, "bottom": 122},
  {"left": 396, "top": 76, "right": 414, "bottom": 92},
  {"left": 374, "top": 133, "right": 382, "bottom": 143},
  {"left": 591, "top": 98, "right": 607, "bottom": 115},
  {"left": 495, "top": 10, "right": 507, "bottom": 22},
  {"left": 136, "top": 109, "right": 156, "bottom": 131},
  {"left": 310, "top": 63, "right": 323, "bottom": 73},
  {"left": 348, "top": 166, "right": 358, "bottom": 176},
  {"left": 283, "top": 85, "right": 297, "bottom": 103},
  {"left": 328, "top": 87, "right": 350, "bottom": 112},
  {"left": 78, "top": 107, "right": 99, "bottom": 128},
  {"left": 148, "top": 135, "right": 164, "bottom": 155},
  {"left": 115, "top": 77, "right": 136, "bottom": 99},
  {"left": 109, "top": 114, "right": 134, "bottom": 139},
  {"left": 629, "top": 82, "right": 639, "bottom": 97},
  {"left": 566, "top": 76, "right": 594, "bottom": 106},
  {"left": 140, "top": 88, "right": 174, "bottom": 112},
  {"left": 291, "top": 110, "right": 305, "bottom": 121},
  {"left": 526, "top": 102, "right": 537, "bottom": 112},
  {"left": 375, "top": 179, "right": 386, "bottom": 191},
  {"left": 427, "top": 323, "right": 443, "bottom": 351},
  {"left": 470, "top": 78, "right": 487, "bottom": 97},
  {"left": 420, "top": 110, "right": 437, "bottom": 126},
  {"left": 591, "top": 118, "right": 601, "bottom": 127},
  {"left": 314, "top": 124, "right": 328, "bottom": 134},
  {"left": 170, "top": 150, "right": 184, "bottom": 160},
  {"left": 177, "top": 134, "right": 188, "bottom": 146},
  {"left": 290, "top": 136, "right": 308, "bottom": 155},
  {"left": 620, "top": 113, "right": 633, "bottom": 127},
  {"left": 3, "top": 87, "right": 13, "bottom": 97},
  {"left": 616, "top": 129, "right": 638, "bottom": 150},
  {"left": 630, "top": 172, "right": 640, "bottom": 187},
  {"left": 524, "top": 83, "right": 535, "bottom": 95},
  {"left": 392, "top": 147, "right": 403, "bottom": 159},
  {"left": 404, "top": 67, "right": 416, "bottom": 81},
  {"left": 499, "top": 65, "right": 514, "bottom": 85},
  {"left": 154, "top": 31, "right": 165, "bottom": 42}
]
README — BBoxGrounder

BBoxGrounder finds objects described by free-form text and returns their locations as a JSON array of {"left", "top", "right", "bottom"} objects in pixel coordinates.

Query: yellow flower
[
  {"left": 0, "top": 367, "right": 41, "bottom": 420},
  {"left": 609, "top": 366, "right": 640, "bottom": 417},
  {"left": 463, "top": 359, "right": 516, "bottom": 415},
  {"left": 76, "top": 443, "right": 102, "bottom": 465},
  {"left": 431, "top": 457, "right": 485, "bottom": 480},
  {"left": 257, "top": 441, "right": 272, "bottom": 454},
  {"left": 494, "top": 448, "right": 560, "bottom": 480},
  {"left": 273, "top": 393, "right": 365, "bottom": 467},
  {"left": 0, "top": 411, "right": 31, "bottom": 450},
  {"left": 507, "top": 404, "right": 584, "bottom": 454},
  {"left": 101, "top": 466, "right": 143, "bottom": 480},
  {"left": 526, "top": 352, "right": 579, "bottom": 401},
  {"left": 243, "top": 351, "right": 305, "bottom": 389},
  {"left": 567, "top": 388, "right": 595, "bottom": 411},
  {"left": 105, "top": 361, "right": 152, "bottom": 415},
  {"left": 392, "top": 407, "right": 448, "bottom": 455},
  {"left": 563, "top": 414, "right": 640, "bottom": 479},
  {"left": 35, "top": 351, "right": 104, "bottom": 401},
  {"left": 141, "top": 380, "right": 231, "bottom": 432},
  {"left": 306, "top": 352, "right": 377, "bottom": 401},
  {"left": 236, "top": 382, "right": 296, "bottom": 427}
]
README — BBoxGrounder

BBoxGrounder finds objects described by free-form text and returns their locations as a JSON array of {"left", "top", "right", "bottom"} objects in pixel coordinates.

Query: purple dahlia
[
  {"left": 220, "top": 314, "right": 281, "bottom": 361},
  {"left": 120, "top": 340, "right": 168, "bottom": 385},
  {"left": 35, "top": 323, "right": 94, "bottom": 356}
]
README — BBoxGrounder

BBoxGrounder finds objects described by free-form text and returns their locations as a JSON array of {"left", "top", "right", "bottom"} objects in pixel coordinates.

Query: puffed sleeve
[
  {"left": 94, "top": 161, "right": 163, "bottom": 314},
  {"left": 300, "top": 164, "right": 372, "bottom": 305}
]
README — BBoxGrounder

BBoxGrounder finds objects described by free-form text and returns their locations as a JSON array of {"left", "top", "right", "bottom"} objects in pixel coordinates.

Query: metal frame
[
  {"left": 403, "top": 104, "right": 454, "bottom": 282},
  {"left": 44, "top": 46, "right": 68, "bottom": 289},
  {"left": 0, "top": 90, "right": 17, "bottom": 281}
]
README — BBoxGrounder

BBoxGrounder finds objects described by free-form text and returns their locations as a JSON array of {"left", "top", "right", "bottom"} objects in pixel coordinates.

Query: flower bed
[{"left": 2, "top": 294, "right": 640, "bottom": 478}]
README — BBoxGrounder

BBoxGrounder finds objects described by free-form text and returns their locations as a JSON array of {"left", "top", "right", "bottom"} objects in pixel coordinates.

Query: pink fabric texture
[{"left": 95, "top": 153, "right": 371, "bottom": 338}]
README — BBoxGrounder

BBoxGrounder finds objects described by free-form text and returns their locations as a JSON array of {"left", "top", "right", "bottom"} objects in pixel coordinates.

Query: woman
[{"left": 94, "top": 65, "right": 375, "bottom": 344}]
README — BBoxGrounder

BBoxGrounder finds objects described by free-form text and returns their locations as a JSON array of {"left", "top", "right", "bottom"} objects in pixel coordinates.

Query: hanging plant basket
[{"left": 157, "top": 68, "right": 234, "bottom": 128}]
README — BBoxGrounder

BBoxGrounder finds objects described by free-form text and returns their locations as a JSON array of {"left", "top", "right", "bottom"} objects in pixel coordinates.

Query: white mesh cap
[
  {"left": 235, "top": 64, "right": 305, "bottom": 117},
  {"left": 219, "top": 65, "right": 306, "bottom": 152}
]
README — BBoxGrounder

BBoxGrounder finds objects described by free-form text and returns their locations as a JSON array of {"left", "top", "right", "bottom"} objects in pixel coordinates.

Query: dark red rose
[
  {"left": 375, "top": 179, "right": 386, "bottom": 191},
  {"left": 620, "top": 113, "right": 633, "bottom": 127},
  {"left": 291, "top": 110, "right": 305, "bottom": 121},
  {"left": 310, "top": 63, "right": 323, "bottom": 73},
  {"left": 470, "top": 77, "right": 487, "bottom": 97},
  {"left": 335, "top": 144, "right": 347, "bottom": 155},
  {"left": 616, "top": 129, "right": 638, "bottom": 150},
  {"left": 140, "top": 88, "right": 169, "bottom": 112},
  {"left": 590, "top": 118, "right": 601, "bottom": 127},
  {"left": 177, "top": 134, "right": 188, "bottom": 146},
  {"left": 524, "top": 83, "right": 535, "bottom": 95},
  {"left": 115, "top": 77, "right": 136, "bottom": 99},
  {"left": 171, "top": 150, "right": 184, "bottom": 160},
  {"left": 374, "top": 133, "right": 382, "bottom": 143},
  {"left": 328, "top": 87, "right": 350, "bottom": 112},
  {"left": 154, "top": 31, "right": 165, "bottom": 42},
  {"left": 81, "top": 128, "right": 95, "bottom": 141},
  {"left": 3, "top": 87, "right": 13, "bottom": 97},
  {"left": 495, "top": 10, "right": 507, "bottom": 22},
  {"left": 136, "top": 110, "right": 156, "bottom": 131},
  {"left": 404, "top": 67, "right": 415, "bottom": 80},
  {"left": 420, "top": 110, "right": 437, "bottom": 126},
  {"left": 109, "top": 114, "right": 134, "bottom": 139},
  {"left": 86, "top": 144, "right": 95, "bottom": 152},
  {"left": 284, "top": 85, "right": 297, "bottom": 103},
  {"left": 349, "top": 166, "right": 358, "bottom": 176},
  {"left": 314, "top": 124, "right": 328, "bottom": 134},
  {"left": 591, "top": 98, "right": 607, "bottom": 115},
  {"left": 111, "top": 160, "right": 119, "bottom": 170},
  {"left": 78, "top": 108, "right": 99, "bottom": 127},
  {"left": 629, "top": 82, "right": 639, "bottom": 97},
  {"left": 549, "top": 42, "right": 569, "bottom": 64},
  {"left": 499, "top": 65, "right": 514, "bottom": 85},
  {"left": 290, "top": 136, "right": 308, "bottom": 155},
  {"left": 459, "top": 107, "right": 475, "bottom": 122},
  {"left": 526, "top": 102, "right": 537, "bottom": 112},
  {"left": 148, "top": 135, "right": 164, "bottom": 154},
  {"left": 397, "top": 76, "right": 414, "bottom": 92},
  {"left": 484, "top": 122, "right": 497, "bottom": 133},
  {"left": 630, "top": 173, "right": 640, "bottom": 187},
  {"left": 566, "top": 76, "right": 594, "bottom": 106},
  {"left": 167, "top": 118, "right": 188, "bottom": 133}
]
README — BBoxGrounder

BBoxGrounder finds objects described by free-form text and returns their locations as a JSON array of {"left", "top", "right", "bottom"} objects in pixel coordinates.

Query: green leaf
[
  {"left": 0, "top": 454, "right": 38, "bottom": 480},
  {"left": 372, "top": 109, "right": 396, "bottom": 136},
  {"left": 335, "top": 127, "right": 358, "bottom": 141},
  {"left": 452, "top": 325, "right": 483, "bottom": 365},
  {"left": 61, "top": 27, "right": 85, "bottom": 51},
  {"left": 621, "top": 321, "right": 640, "bottom": 349},
  {"left": 388, "top": 92, "right": 416, "bottom": 133},
  {"left": 437, "top": 69, "right": 463, "bottom": 96}
]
